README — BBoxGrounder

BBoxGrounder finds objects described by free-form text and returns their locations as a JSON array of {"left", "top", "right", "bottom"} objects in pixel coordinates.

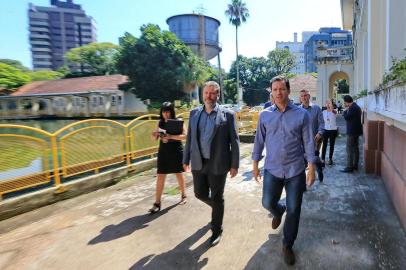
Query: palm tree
[{"left": 225, "top": 0, "right": 249, "bottom": 103}]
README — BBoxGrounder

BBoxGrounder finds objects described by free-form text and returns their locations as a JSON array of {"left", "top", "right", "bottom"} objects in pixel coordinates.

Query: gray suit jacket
[{"left": 183, "top": 105, "right": 240, "bottom": 175}]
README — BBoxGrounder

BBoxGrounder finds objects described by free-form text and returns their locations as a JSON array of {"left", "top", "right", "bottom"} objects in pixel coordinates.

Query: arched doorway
[{"left": 329, "top": 71, "right": 350, "bottom": 101}]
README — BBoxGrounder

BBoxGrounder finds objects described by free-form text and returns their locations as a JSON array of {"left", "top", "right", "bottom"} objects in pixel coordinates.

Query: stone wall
[{"left": 362, "top": 82, "right": 406, "bottom": 230}]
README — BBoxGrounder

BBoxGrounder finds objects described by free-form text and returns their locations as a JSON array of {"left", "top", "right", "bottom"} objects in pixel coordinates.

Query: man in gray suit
[{"left": 183, "top": 81, "right": 240, "bottom": 247}]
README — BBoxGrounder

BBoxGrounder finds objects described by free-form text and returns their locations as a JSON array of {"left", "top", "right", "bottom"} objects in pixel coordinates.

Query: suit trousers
[
  {"left": 192, "top": 160, "right": 227, "bottom": 234},
  {"left": 346, "top": 135, "right": 360, "bottom": 169}
]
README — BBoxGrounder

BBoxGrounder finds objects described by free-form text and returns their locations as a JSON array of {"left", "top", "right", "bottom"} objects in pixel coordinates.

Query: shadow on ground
[
  {"left": 129, "top": 224, "right": 211, "bottom": 270},
  {"left": 88, "top": 203, "right": 179, "bottom": 245}
]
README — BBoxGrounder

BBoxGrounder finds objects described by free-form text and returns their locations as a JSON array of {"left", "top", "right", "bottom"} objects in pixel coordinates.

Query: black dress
[{"left": 157, "top": 120, "right": 184, "bottom": 174}]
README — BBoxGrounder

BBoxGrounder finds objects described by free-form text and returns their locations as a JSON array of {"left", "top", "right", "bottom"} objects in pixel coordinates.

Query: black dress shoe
[
  {"left": 209, "top": 231, "right": 222, "bottom": 247},
  {"left": 328, "top": 159, "right": 333, "bottom": 165},
  {"left": 283, "top": 246, "right": 295, "bottom": 265},
  {"left": 340, "top": 167, "right": 354, "bottom": 173}
]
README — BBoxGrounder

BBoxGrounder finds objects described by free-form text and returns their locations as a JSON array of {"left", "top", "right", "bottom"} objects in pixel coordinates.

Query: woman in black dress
[{"left": 149, "top": 102, "right": 186, "bottom": 213}]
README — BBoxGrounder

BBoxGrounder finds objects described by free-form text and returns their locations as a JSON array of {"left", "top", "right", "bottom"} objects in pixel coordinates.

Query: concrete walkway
[{"left": 0, "top": 137, "right": 405, "bottom": 269}]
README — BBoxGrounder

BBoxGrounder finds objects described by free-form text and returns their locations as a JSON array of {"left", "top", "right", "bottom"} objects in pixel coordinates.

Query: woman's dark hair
[
  {"left": 343, "top": 95, "right": 353, "bottom": 103},
  {"left": 159, "top": 101, "right": 176, "bottom": 120}
]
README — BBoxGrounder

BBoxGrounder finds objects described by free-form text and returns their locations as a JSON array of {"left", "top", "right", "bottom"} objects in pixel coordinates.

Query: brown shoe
[
  {"left": 271, "top": 207, "right": 285, "bottom": 229},
  {"left": 283, "top": 246, "right": 295, "bottom": 265},
  {"left": 272, "top": 216, "right": 282, "bottom": 229}
]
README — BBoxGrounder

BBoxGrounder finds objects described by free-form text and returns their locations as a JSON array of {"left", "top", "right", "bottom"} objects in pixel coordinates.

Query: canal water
[{"left": 0, "top": 119, "right": 138, "bottom": 181}]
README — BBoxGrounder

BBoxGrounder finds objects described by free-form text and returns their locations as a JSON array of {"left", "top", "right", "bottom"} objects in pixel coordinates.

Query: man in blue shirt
[
  {"left": 252, "top": 76, "right": 316, "bottom": 266},
  {"left": 263, "top": 92, "right": 273, "bottom": 109},
  {"left": 299, "top": 89, "right": 325, "bottom": 182}
]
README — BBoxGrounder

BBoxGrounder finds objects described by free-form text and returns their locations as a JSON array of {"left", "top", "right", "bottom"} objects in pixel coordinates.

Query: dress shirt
[
  {"left": 252, "top": 102, "right": 316, "bottom": 178},
  {"left": 300, "top": 104, "right": 325, "bottom": 136},
  {"left": 198, "top": 104, "right": 218, "bottom": 159}
]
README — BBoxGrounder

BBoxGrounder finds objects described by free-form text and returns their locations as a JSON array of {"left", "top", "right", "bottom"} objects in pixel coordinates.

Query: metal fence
[{"left": 0, "top": 111, "right": 257, "bottom": 200}]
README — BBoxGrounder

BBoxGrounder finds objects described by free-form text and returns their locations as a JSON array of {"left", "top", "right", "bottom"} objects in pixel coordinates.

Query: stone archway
[
  {"left": 329, "top": 71, "right": 350, "bottom": 100},
  {"left": 316, "top": 61, "right": 354, "bottom": 106}
]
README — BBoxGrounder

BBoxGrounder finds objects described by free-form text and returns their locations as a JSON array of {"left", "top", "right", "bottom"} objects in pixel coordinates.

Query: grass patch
[{"left": 164, "top": 186, "right": 179, "bottom": 196}]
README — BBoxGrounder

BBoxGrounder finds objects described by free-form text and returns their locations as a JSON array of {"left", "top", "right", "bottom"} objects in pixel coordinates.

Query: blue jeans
[{"left": 262, "top": 169, "right": 306, "bottom": 248}]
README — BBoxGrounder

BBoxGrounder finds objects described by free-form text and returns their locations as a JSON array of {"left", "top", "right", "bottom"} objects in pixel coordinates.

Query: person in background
[
  {"left": 299, "top": 89, "right": 325, "bottom": 182},
  {"left": 321, "top": 99, "right": 338, "bottom": 165},
  {"left": 149, "top": 102, "right": 186, "bottom": 213},
  {"left": 337, "top": 100, "right": 343, "bottom": 114},
  {"left": 341, "top": 95, "right": 363, "bottom": 173},
  {"left": 264, "top": 92, "right": 274, "bottom": 109}
]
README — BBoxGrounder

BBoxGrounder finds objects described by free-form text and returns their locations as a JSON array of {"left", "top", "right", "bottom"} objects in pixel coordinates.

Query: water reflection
[{"left": 0, "top": 158, "right": 42, "bottom": 181}]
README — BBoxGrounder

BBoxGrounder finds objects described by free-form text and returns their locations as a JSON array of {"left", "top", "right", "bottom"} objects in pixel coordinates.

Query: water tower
[{"left": 167, "top": 14, "right": 223, "bottom": 103}]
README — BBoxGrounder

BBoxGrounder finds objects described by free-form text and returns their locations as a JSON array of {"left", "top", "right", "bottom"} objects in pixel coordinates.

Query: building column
[
  {"left": 316, "top": 63, "right": 328, "bottom": 106},
  {"left": 31, "top": 98, "right": 40, "bottom": 116},
  {"left": 84, "top": 97, "right": 90, "bottom": 117},
  {"left": 386, "top": 0, "right": 406, "bottom": 69},
  {"left": 46, "top": 98, "right": 54, "bottom": 116},
  {"left": 104, "top": 95, "right": 111, "bottom": 117},
  {"left": 0, "top": 99, "right": 6, "bottom": 117},
  {"left": 367, "top": 0, "right": 387, "bottom": 91},
  {"left": 66, "top": 96, "right": 73, "bottom": 117},
  {"left": 16, "top": 99, "right": 24, "bottom": 117}
]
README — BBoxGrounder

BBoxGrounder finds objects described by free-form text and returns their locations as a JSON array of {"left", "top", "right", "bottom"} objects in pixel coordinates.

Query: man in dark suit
[
  {"left": 183, "top": 81, "right": 240, "bottom": 246},
  {"left": 341, "top": 95, "right": 363, "bottom": 172}
]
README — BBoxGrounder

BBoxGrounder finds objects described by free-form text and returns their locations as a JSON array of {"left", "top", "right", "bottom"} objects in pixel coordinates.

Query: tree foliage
[
  {"left": 65, "top": 42, "right": 119, "bottom": 75},
  {"left": 225, "top": 0, "right": 249, "bottom": 96},
  {"left": 115, "top": 24, "right": 210, "bottom": 103},
  {"left": 267, "top": 48, "right": 296, "bottom": 75},
  {"left": 0, "top": 63, "right": 31, "bottom": 90},
  {"left": 336, "top": 79, "right": 349, "bottom": 94},
  {"left": 0, "top": 59, "right": 30, "bottom": 72},
  {"left": 383, "top": 49, "right": 406, "bottom": 84},
  {"left": 225, "top": 0, "right": 249, "bottom": 27},
  {"left": 227, "top": 56, "right": 270, "bottom": 105},
  {"left": 226, "top": 49, "right": 296, "bottom": 105},
  {"left": 27, "top": 70, "right": 64, "bottom": 81}
]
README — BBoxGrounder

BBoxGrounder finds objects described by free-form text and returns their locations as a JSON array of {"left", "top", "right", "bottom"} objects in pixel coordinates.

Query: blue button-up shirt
[
  {"left": 198, "top": 104, "right": 218, "bottom": 159},
  {"left": 299, "top": 104, "right": 325, "bottom": 136},
  {"left": 252, "top": 102, "right": 316, "bottom": 178}
]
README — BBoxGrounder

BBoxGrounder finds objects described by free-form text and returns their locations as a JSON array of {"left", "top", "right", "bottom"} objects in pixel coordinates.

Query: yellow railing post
[
  {"left": 124, "top": 126, "right": 131, "bottom": 166},
  {"left": 51, "top": 135, "right": 61, "bottom": 186}
]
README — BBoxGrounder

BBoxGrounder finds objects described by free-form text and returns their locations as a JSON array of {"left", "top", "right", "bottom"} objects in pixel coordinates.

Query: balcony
[{"left": 315, "top": 45, "right": 353, "bottom": 63}]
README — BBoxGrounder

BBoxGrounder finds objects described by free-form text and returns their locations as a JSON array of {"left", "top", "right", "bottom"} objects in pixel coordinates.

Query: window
[{"left": 99, "top": 96, "right": 104, "bottom": 105}]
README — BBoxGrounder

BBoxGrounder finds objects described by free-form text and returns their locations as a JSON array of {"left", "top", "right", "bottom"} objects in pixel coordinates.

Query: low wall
[
  {"left": 0, "top": 158, "right": 157, "bottom": 221},
  {"left": 362, "top": 81, "right": 406, "bottom": 231}
]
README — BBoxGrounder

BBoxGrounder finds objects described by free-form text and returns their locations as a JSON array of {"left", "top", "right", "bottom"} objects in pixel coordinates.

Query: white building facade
[
  {"left": 341, "top": 0, "right": 406, "bottom": 230},
  {"left": 276, "top": 32, "right": 318, "bottom": 74}
]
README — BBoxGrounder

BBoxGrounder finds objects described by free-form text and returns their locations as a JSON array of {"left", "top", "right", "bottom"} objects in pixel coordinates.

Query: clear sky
[{"left": 0, "top": 0, "right": 343, "bottom": 71}]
